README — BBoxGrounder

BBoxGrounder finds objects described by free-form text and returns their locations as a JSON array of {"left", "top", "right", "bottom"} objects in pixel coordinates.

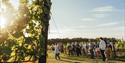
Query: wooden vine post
[{"left": 38, "top": 0, "right": 51, "bottom": 63}]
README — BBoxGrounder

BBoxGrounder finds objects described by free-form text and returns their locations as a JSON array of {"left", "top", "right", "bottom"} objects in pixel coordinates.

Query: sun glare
[
  {"left": 9, "top": 0, "right": 19, "bottom": 10},
  {"left": 0, "top": 0, "right": 19, "bottom": 29},
  {"left": 0, "top": 16, "right": 7, "bottom": 28}
]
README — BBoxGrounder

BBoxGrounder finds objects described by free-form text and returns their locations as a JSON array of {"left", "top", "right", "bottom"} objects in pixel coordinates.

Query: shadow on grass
[
  {"left": 112, "top": 56, "right": 125, "bottom": 62},
  {"left": 61, "top": 56, "right": 102, "bottom": 63},
  {"left": 61, "top": 56, "right": 85, "bottom": 62},
  {"left": 60, "top": 59, "right": 81, "bottom": 63},
  {"left": 61, "top": 56, "right": 120, "bottom": 63}
]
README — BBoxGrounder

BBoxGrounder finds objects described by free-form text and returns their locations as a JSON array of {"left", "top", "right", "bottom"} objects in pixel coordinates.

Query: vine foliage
[{"left": 0, "top": 0, "right": 51, "bottom": 62}]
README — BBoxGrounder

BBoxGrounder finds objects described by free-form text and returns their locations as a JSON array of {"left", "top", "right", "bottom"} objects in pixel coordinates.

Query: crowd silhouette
[{"left": 50, "top": 37, "right": 117, "bottom": 62}]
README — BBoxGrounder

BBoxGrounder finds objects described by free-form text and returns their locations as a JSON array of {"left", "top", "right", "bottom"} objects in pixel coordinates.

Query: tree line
[{"left": 48, "top": 37, "right": 118, "bottom": 45}]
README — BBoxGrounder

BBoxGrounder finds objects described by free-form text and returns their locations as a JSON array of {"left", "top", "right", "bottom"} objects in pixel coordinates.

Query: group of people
[
  {"left": 50, "top": 37, "right": 116, "bottom": 62},
  {"left": 99, "top": 37, "right": 116, "bottom": 61}
]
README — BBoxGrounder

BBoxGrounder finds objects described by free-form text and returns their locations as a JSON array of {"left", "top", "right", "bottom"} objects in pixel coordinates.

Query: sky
[
  {"left": 3, "top": 0, "right": 124, "bottom": 39},
  {"left": 48, "top": 0, "right": 125, "bottom": 39}
]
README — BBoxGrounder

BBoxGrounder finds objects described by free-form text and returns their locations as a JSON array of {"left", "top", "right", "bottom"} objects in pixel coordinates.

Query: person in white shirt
[
  {"left": 54, "top": 44, "right": 60, "bottom": 60},
  {"left": 99, "top": 37, "right": 106, "bottom": 61}
]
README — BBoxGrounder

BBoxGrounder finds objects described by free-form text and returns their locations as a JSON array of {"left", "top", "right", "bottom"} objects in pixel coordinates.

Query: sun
[
  {"left": 0, "top": 0, "right": 20, "bottom": 29},
  {"left": 0, "top": 16, "right": 7, "bottom": 28}
]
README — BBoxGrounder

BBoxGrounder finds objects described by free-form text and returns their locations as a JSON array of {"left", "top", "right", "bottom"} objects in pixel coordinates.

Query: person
[
  {"left": 67, "top": 44, "right": 72, "bottom": 56},
  {"left": 76, "top": 43, "right": 81, "bottom": 56},
  {"left": 81, "top": 43, "right": 86, "bottom": 55},
  {"left": 99, "top": 37, "right": 106, "bottom": 61},
  {"left": 95, "top": 43, "right": 100, "bottom": 59},
  {"left": 51, "top": 44, "right": 55, "bottom": 51},
  {"left": 89, "top": 43, "right": 94, "bottom": 59},
  {"left": 110, "top": 42, "right": 116, "bottom": 59},
  {"left": 85, "top": 43, "right": 89, "bottom": 56},
  {"left": 60, "top": 43, "right": 64, "bottom": 53},
  {"left": 105, "top": 43, "right": 112, "bottom": 61},
  {"left": 54, "top": 44, "right": 60, "bottom": 60}
]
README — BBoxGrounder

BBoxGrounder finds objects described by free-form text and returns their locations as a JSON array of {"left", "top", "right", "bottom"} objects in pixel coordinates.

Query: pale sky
[
  {"left": 5, "top": 0, "right": 125, "bottom": 39},
  {"left": 48, "top": 0, "right": 125, "bottom": 39}
]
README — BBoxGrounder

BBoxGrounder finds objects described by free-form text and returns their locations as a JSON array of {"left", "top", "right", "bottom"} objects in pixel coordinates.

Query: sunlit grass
[{"left": 47, "top": 50, "right": 125, "bottom": 63}]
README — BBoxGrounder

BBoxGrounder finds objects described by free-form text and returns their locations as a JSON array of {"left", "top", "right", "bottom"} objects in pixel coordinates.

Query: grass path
[{"left": 47, "top": 51, "right": 125, "bottom": 63}]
